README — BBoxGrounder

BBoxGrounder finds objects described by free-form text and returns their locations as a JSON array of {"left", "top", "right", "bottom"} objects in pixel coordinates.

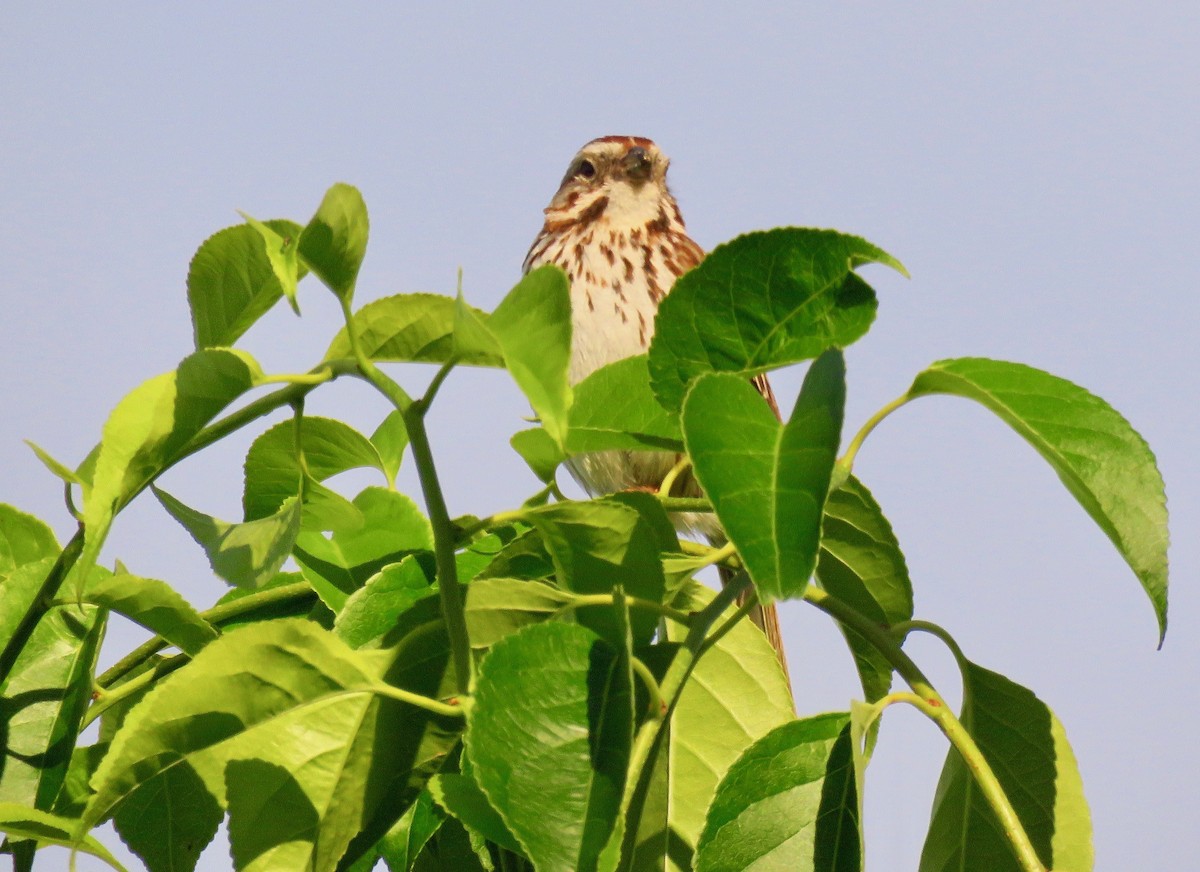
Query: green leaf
[
  {"left": 695, "top": 713, "right": 861, "bottom": 872},
  {"left": 188, "top": 219, "right": 305, "bottom": 349},
  {"left": 301, "top": 476, "right": 367, "bottom": 534},
  {"left": 428, "top": 772, "right": 522, "bottom": 854},
  {"left": 243, "top": 416, "right": 385, "bottom": 522},
  {"left": 463, "top": 577, "right": 574, "bottom": 650},
  {"left": 467, "top": 622, "right": 632, "bottom": 872},
  {"left": 488, "top": 266, "right": 574, "bottom": 449},
  {"left": 453, "top": 290, "right": 506, "bottom": 363},
  {"left": 629, "top": 581, "right": 794, "bottom": 871},
  {"left": 919, "top": 660, "right": 1093, "bottom": 872},
  {"left": 683, "top": 350, "right": 846, "bottom": 602},
  {"left": 374, "top": 789, "right": 446, "bottom": 872},
  {"left": 817, "top": 476, "right": 913, "bottom": 702},
  {"left": 82, "top": 572, "right": 218, "bottom": 656},
  {"left": 523, "top": 500, "right": 666, "bottom": 646},
  {"left": 649, "top": 228, "right": 905, "bottom": 411},
  {"left": 298, "top": 183, "right": 369, "bottom": 304},
  {"left": 0, "top": 559, "right": 104, "bottom": 813},
  {"left": 85, "top": 619, "right": 460, "bottom": 871},
  {"left": 908, "top": 357, "right": 1169, "bottom": 643},
  {"left": 154, "top": 487, "right": 301, "bottom": 589},
  {"left": 84, "top": 348, "right": 264, "bottom": 566},
  {"left": 510, "top": 428, "right": 565, "bottom": 483},
  {"left": 567, "top": 356, "right": 683, "bottom": 453},
  {"left": 336, "top": 554, "right": 437, "bottom": 649},
  {"left": 24, "top": 440, "right": 84, "bottom": 487},
  {"left": 371, "top": 411, "right": 410, "bottom": 486},
  {"left": 0, "top": 504, "right": 59, "bottom": 581},
  {"left": 325, "top": 293, "right": 504, "bottom": 366},
  {"left": 0, "top": 803, "right": 128, "bottom": 871},
  {"left": 293, "top": 487, "right": 433, "bottom": 613},
  {"left": 476, "top": 528, "right": 555, "bottom": 583},
  {"left": 113, "top": 762, "right": 222, "bottom": 872},
  {"left": 241, "top": 212, "right": 303, "bottom": 314}
]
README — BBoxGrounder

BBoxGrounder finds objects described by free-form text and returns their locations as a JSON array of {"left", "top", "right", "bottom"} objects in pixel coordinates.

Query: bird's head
[{"left": 546, "top": 136, "right": 677, "bottom": 229}]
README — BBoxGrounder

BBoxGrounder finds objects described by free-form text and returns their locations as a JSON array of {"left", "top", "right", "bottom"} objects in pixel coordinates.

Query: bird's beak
[{"left": 623, "top": 146, "right": 652, "bottom": 184}]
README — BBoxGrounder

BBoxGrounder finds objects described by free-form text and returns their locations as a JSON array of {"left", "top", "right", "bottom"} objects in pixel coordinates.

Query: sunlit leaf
[
  {"left": 695, "top": 713, "right": 862, "bottom": 872},
  {"left": 83, "top": 572, "right": 217, "bottom": 656},
  {"left": 488, "top": 266, "right": 574, "bottom": 449},
  {"left": 188, "top": 220, "right": 305, "bottom": 349},
  {"left": 567, "top": 355, "right": 682, "bottom": 453},
  {"left": 468, "top": 622, "right": 632, "bottom": 872},
  {"left": 649, "top": 229, "right": 904, "bottom": 411},
  {"left": 240, "top": 212, "right": 303, "bottom": 314},
  {"left": 683, "top": 350, "right": 845, "bottom": 601},
  {"left": 0, "top": 803, "right": 127, "bottom": 871},
  {"left": 371, "top": 410, "right": 410, "bottom": 486},
  {"left": 154, "top": 487, "right": 301, "bottom": 589},
  {"left": 908, "top": 357, "right": 1169, "bottom": 643},
  {"left": 324, "top": 293, "right": 503, "bottom": 366},
  {"left": 0, "top": 503, "right": 59, "bottom": 581}
]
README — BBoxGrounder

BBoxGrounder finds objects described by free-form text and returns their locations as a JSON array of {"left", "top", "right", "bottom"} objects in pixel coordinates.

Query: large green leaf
[
  {"left": 112, "top": 763, "right": 222, "bottom": 872},
  {"left": 628, "top": 581, "right": 794, "bottom": 872},
  {"left": 908, "top": 357, "right": 1169, "bottom": 643},
  {"left": 85, "top": 619, "right": 460, "bottom": 872},
  {"left": 298, "top": 183, "right": 369, "bottom": 304},
  {"left": 324, "top": 293, "right": 503, "bottom": 366},
  {"left": 694, "top": 713, "right": 862, "bottom": 872},
  {"left": 187, "top": 219, "right": 304, "bottom": 349},
  {"left": 649, "top": 229, "right": 904, "bottom": 411},
  {"left": 488, "top": 266, "right": 574, "bottom": 449},
  {"left": 817, "top": 476, "right": 913, "bottom": 702},
  {"left": 523, "top": 500, "right": 666, "bottom": 646},
  {"left": 242, "top": 416, "right": 385, "bottom": 521},
  {"left": 374, "top": 789, "right": 445, "bottom": 871},
  {"left": 83, "top": 348, "right": 264, "bottom": 567},
  {"left": 683, "top": 350, "right": 846, "bottom": 602},
  {"left": 467, "top": 622, "right": 632, "bottom": 872},
  {"left": 154, "top": 487, "right": 301, "bottom": 589},
  {"left": 293, "top": 487, "right": 433, "bottom": 612},
  {"left": 566, "top": 355, "right": 683, "bottom": 453},
  {"left": 82, "top": 572, "right": 218, "bottom": 656},
  {"left": 0, "top": 803, "right": 127, "bottom": 871},
  {"left": 919, "top": 659, "right": 1092, "bottom": 872},
  {"left": 0, "top": 504, "right": 59, "bottom": 581},
  {"left": 0, "top": 559, "right": 105, "bottom": 814}
]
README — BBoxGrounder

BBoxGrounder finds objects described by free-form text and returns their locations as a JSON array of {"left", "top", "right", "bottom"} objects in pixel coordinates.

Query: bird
[{"left": 523, "top": 136, "right": 790, "bottom": 682}]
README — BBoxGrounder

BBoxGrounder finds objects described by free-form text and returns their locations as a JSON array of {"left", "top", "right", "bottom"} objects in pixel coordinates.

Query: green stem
[
  {"left": 838, "top": 392, "right": 911, "bottom": 472},
  {"left": 803, "top": 586, "right": 1045, "bottom": 872},
  {"left": 629, "top": 657, "right": 665, "bottom": 719},
  {"left": 370, "top": 683, "right": 468, "bottom": 718},
  {"left": 550, "top": 593, "right": 693, "bottom": 626},
  {"left": 657, "top": 496, "right": 712, "bottom": 514}
]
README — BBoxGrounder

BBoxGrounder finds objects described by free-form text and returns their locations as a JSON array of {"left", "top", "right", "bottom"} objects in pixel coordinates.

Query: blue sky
[{"left": 3, "top": 4, "right": 1196, "bottom": 869}]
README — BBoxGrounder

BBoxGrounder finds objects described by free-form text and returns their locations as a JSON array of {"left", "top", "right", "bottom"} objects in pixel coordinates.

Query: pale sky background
[{"left": 2, "top": 4, "right": 1196, "bottom": 870}]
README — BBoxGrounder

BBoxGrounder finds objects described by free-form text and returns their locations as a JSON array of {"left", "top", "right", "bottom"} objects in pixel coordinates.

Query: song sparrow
[{"left": 524, "top": 136, "right": 790, "bottom": 681}]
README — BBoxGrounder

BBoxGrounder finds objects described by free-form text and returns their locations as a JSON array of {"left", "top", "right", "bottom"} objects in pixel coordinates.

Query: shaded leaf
[
  {"left": 683, "top": 350, "right": 846, "bottom": 601},
  {"left": 298, "top": 183, "right": 369, "bottom": 303},
  {"left": 919, "top": 659, "right": 1092, "bottom": 872},
  {"left": 463, "top": 577, "right": 574, "bottom": 650},
  {"left": 649, "top": 229, "right": 904, "bottom": 410},
  {"left": 113, "top": 763, "right": 222, "bottom": 872},
  {"left": 336, "top": 554, "right": 437, "bottom": 649},
  {"left": 241, "top": 212, "right": 303, "bottom": 314},
  {"left": 510, "top": 428, "right": 564, "bottom": 484},
  {"left": 817, "top": 476, "right": 912, "bottom": 702},
  {"left": 908, "top": 357, "right": 1169, "bottom": 643},
  {"left": 154, "top": 487, "right": 301, "bottom": 589},
  {"left": 524, "top": 500, "right": 666, "bottom": 646},
  {"left": 429, "top": 772, "right": 522, "bottom": 854},
  {"left": 372, "top": 411, "right": 410, "bottom": 486},
  {"left": 375, "top": 789, "right": 446, "bottom": 872}
]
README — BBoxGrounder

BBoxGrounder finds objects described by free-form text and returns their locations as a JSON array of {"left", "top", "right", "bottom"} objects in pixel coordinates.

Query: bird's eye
[{"left": 576, "top": 160, "right": 596, "bottom": 179}]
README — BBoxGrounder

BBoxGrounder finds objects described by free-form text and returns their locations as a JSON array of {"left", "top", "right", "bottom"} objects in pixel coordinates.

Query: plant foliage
[{"left": 0, "top": 185, "right": 1169, "bottom": 872}]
